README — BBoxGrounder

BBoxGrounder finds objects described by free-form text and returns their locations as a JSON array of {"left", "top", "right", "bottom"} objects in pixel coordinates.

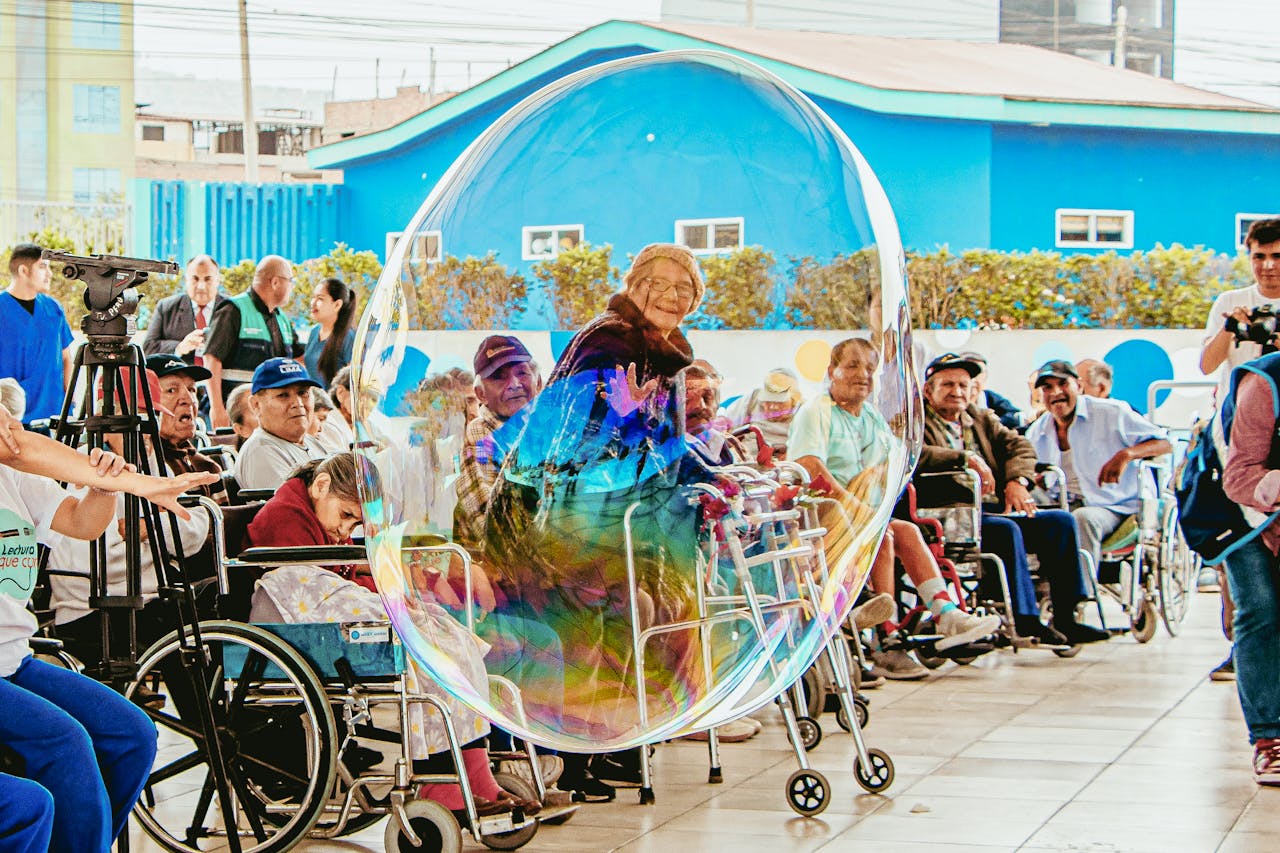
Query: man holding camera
[
  {"left": 1202, "top": 219, "right": 1280, "bottom": 398},
  {"left": 1199, "top": 218, "right": 1280, "bottom": 683}
]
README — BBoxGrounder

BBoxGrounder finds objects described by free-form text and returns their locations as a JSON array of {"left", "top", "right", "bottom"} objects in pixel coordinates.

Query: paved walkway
[{"left": 131, "top": 590, "right": 1275, "bottom": 852}]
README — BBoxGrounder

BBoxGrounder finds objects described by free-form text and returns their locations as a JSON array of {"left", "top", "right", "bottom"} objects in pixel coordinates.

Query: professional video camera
[
  {"left": 1225, "top": 304, "right": 1280, "bottom": 353},
  {"left": 41, "top": 250, "right": 178, "bottom": 347}
]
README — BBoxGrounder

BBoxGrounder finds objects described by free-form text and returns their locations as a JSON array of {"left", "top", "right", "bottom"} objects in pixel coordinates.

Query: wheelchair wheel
[
  {"left": 129, "top": 621, "right": 338, "bottom": 853},
  {"left": 481, "top": 773, "right": 540, "bottom": 850},
  {"left": 1157, "top": 505, "right": 1196, "bottom": 637},
  {"left": 854, "top": 748, "right": 895, "bottom": 793},
  {"left": 793, "top": 667, "right": 824, "bottom": 719},
  {"left": 791, "top": 716, "right": 822, "bottom": 751},
  {"left": 384, "top": 799, "right": 462, "bottom": 853},
  {"left": 784, "top": 769, "right": 829, "bottom": 816},
  {"left": 1130, "top": 597, "right": 1158, "bottom": 643},
  {"left": 836, "top": 698, "right": 869, "bottom": 732}
]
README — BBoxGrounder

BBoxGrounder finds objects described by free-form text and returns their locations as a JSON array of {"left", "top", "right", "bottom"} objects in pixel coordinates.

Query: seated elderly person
[
  {"left": 1075, "top": 358, "right": 1115, "bottom": 400},
  {"left": 725, "top": 367, "right": 803, "bottom": 459},
  {"left": 235, "top": 358, "right": 327, "bottom": 490},
  {"left": 1025, "top": 360, "right": 1172, "bottom": 583},
  {"left": 789, "top": 337, "right": 1000, "bottom": 679},
  {"left": 309, "top": 386, "right": 354, "bottom": 455},
  {"left": 48, "top": 367, "right": 214, "bottom": 667},
  {"left": 225, "top": 384, "right": 257, "bottom": 450},
  {"left": 960, "top": 351, "right": 1024, "bottom": 431},
  {"left": 145, "top": 353, "right": 228, "bottom": 503},
  {"left": 917, "top": 354, "right": 1107, "bottom": 645}
]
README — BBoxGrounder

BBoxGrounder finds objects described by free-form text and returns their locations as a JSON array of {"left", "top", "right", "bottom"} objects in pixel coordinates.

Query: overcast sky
[{"left": 132, "top": 0, "right": 1280, "bottom": 105}]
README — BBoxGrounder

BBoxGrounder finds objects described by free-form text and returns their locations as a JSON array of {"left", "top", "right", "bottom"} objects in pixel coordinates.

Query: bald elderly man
[{"left": 203, "top": 255, "right": 303, "bottom": 428}]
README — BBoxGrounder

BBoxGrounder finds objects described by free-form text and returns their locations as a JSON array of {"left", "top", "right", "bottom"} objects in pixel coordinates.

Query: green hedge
[{"left": 2, "top": 233, "right": 1253, "bottom": 331}]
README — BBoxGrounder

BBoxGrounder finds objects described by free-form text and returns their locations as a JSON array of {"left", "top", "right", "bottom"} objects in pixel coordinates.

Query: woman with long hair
[{"left": 304, "top": 278, "right": 356, "bottom": 386}]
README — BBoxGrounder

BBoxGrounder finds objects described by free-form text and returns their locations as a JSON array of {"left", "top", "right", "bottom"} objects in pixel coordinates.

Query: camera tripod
[{"left": 41, "top": 251, "right": 248, "bottom": 852}]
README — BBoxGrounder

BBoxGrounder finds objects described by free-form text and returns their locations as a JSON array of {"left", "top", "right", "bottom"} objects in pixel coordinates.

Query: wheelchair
[
  {"left": 1054, "top": 459, "right": 1198, "bottom": 642},
  {"left": 124, "top": 495, "right": 555, "bottom": 853},
  {"left": 905, "top": 467, "right": 1081, "bottom": 659}
]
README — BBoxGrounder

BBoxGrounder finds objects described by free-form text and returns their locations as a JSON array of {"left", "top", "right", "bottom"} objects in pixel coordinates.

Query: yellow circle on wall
[{"left": 795, "top": 339, "right": 832, "bottom": 382}]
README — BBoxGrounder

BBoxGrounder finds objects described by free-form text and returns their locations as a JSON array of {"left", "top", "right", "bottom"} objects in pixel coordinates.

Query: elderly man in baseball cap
[
  {"left": 235, "top": 357, "right": 326, "bottom": 490},
  {"left": 1025, "top": 359, "right": 1171, "bottom": 593},
  {"left": 144, "top": 353, "right": 228, "bottom": 503}
]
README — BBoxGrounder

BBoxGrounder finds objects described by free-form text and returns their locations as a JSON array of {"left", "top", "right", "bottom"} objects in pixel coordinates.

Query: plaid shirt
[
  {"left": 162, "top": 439, "right": 229, "bottom": 505},
  {"left": 453, "top": 406, "right": 505, "bottom": 551}
]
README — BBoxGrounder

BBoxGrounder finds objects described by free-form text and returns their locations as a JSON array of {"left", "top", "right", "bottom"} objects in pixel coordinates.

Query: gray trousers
[{"left": 1072, "top": 505, "right": 1129, "bottom": 577}]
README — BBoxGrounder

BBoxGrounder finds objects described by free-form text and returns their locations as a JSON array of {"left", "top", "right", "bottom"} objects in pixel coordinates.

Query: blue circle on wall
[{"left": 1104, "top": 340, "right": 1173, "bottom": 412}]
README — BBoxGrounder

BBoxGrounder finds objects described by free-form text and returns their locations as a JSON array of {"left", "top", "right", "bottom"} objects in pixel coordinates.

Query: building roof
[
  {"left": 649, "top": 22, "right": 1264, "bottom": 110},
  {"left": 310, "top": 20, "right": 1280, "bottom": 170}
]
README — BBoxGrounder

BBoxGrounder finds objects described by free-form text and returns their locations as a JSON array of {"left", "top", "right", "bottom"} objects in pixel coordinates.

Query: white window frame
[
  {"left": 1055, "top": 209, "right": 1134, "bottom": 249},
  {"left": 674, "top": 217, "right": 744, "bottom": 255},
  {"left": 385, "top": 230, "right": 442, "bottom": 264},
  {"left": 1236, "top": 213, "right": 1280, "bottom": 250},
  {"left": 521, "top": 224, "right": 582, "bottom": 261}
]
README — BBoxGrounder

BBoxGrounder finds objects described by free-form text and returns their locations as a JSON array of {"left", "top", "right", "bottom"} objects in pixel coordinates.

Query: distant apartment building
[
  {"left": 660, "top": 0, "right": 1174, "bottom": 77},
  {"left": 0, "top": 0, "right": 135, "bottom": 243}
]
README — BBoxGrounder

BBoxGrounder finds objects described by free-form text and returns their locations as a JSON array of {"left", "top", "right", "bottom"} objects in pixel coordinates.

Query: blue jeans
[
  {"left": 1223, "top": 536, "right": 1280, "bottom": 743},
  {"left": 982, "top": 510, "right": 1088, "bottom": 618},
  {"left": 0, "top": 772, "right": 53, "bottom": 853},
  {"left": 0, "top": 656, "right": 157, "bottom": 853}
]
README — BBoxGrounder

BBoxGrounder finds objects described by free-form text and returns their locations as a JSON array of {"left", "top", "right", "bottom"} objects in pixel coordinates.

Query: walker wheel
[
  {"left": 854, "top": 748, "right": 895, "bottom": 793},
  {"left": 785, "top": 769, "right": 829, "bottom": 816},
  {"left": 385, "top": 799, "right": 462, "bottom": 853},
  {"left": 795, "top": 716, "right": 822, "bottom": 751}
]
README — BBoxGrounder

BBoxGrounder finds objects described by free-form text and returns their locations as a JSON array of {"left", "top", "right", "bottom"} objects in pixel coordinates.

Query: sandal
[{"left": 496, "top": 789, "right": 541, "bottom": 816}]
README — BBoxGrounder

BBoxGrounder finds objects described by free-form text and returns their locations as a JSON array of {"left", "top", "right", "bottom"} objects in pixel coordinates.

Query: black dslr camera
[
  {"left": 42, "top": 250, "right": 178, "bottom": 347},
  {"left": 1226, "top": 304, "right": 1280, "bottom": 352}
]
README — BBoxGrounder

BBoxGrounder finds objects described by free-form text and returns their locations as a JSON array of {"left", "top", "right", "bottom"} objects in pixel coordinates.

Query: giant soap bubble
[{"left": 353, "top": 50, "right": 921, "bottom": 751}]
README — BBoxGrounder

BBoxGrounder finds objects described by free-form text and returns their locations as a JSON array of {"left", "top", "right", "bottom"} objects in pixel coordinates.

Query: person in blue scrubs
[{"left": 0, "top": 244, "right": 73, "bottom": 428}]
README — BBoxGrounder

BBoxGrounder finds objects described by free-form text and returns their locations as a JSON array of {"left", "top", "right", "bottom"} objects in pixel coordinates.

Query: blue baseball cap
[{"left": 251, "top": 357, "right": 322, "bottom": 394}]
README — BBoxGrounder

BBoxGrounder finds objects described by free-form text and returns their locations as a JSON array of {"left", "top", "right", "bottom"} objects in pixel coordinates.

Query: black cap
[
  {"left": 1033, "top": 359, "right": 1079, "bottom": 388},
  {"left": 145, "top": 353, "right": 212, "bottom": 382},
  {"left": 924, "top": 352, "right": 983, "bottom": 381}
]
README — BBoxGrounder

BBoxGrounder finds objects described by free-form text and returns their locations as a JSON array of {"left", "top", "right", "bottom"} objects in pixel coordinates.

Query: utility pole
[
  {"left": 746, "top": 0, "right": 755, "bottom": 27},
  {"left": 1113, "top": 5, "right": 1128, "bottom": 70},
  {"left": 428, "top": 48, "right": 436, "bottom": 100},
  {"left": 238, "top": 0, "right": 259, "bottom": 183}
]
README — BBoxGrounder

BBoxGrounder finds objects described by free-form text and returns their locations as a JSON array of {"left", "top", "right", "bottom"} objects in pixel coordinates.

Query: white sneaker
[
  {"left": 851, "top": 592, "right": 896, "bottom": 630},
  {"left": 934, "top": 608, "right": 1002, "bottom": 651},
  {"left": 498, "top": 754, "right": 564, "bottom": 787},
  {"left": 868, "top": 649, "right": 929, "bottom": 680}
]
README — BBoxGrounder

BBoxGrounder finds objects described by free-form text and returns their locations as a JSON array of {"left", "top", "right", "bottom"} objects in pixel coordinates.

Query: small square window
[
  {"left": 522, "top": 225, "right": 583, "bottom": 261},
  {"left": 675, "top": 217, "right": 744, "bottom": 255},
  {"left": 1055, "top": 209, "right": 1133, "bottom": 249},
  {"left": 386, "top": 230, "right": 442, "bottom": 263},
  {"left": 1237, "top": 214, "right": 1280, "bottom": 249},
  {"left": 141, "top": 124, "right": 165, "bottom": 142}
]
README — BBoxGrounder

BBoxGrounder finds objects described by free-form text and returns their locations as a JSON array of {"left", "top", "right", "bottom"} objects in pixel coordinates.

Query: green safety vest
[{"left": 221, "top": 291, "right": 296, "bottom": 383}]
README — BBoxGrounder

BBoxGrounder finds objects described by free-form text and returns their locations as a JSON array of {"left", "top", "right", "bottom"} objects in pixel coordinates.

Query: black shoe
[
  {"left": 340, "top": 742, "right": 384, "bottom": 775},
  {"left": 590, "top": 753, "right": 643, "bottom": 787},
  {"left": 1055, "top": 620, "right": 1110, "bottom": 644},
  {"left": 565, "top": 775, "right": 615, "bottom": 803},
  {"left": 1015, "top": 616, "right": 1068, "bottom": 646}
]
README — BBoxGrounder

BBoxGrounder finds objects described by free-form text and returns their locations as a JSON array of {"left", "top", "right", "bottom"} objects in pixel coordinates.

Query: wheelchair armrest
[
  {"left": 236, "top": 545, "right": 368, "bottom": 568},
  {"left": 28, "top": 636, "right": 64, "bottom": 653},
  {"left": 236, "top": 489, "right": 276, "bottom": 503},
  {"left": 196, "top": 446, "right": 226, "bottom": 459}
]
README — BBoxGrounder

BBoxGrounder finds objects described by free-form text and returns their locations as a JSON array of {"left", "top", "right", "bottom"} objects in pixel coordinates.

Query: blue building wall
[{"left": 990, "top": 124, "right": 1279, "bottom": 254}]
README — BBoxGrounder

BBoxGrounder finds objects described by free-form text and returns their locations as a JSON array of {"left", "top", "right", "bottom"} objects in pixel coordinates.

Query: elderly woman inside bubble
[{"left": 480, "top": 243, "right": 708, "bottom": 737}]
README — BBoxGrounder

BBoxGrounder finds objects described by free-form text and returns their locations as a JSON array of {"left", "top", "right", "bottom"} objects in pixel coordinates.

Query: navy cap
[
  {"left": 145, "top": 352, "right": 212, "bottom": 382},
  {"left": 924, "top": 352, "right": 983, "bottom": 381},
  {"left": 251, "top": 357, "right": 322, "bottom": 393}
]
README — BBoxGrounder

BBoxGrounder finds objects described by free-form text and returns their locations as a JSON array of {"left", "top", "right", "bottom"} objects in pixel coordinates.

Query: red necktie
[{"left": 194, "top": 306, "right": 206, "bottom": 366}]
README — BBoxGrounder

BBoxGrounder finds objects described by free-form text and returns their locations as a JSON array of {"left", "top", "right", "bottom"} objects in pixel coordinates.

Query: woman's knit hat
[{"left": 623, "top": 243, "right": 705, "bottom": 311}]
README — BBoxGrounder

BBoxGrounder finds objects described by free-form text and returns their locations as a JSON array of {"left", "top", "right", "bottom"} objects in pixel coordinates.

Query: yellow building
[{"left": 1, "top": 0, "right": 134, "bottom": 245}]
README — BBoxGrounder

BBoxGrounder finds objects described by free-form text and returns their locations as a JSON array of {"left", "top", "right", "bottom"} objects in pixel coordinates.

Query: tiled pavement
[{"left": 130, "top": 590, "right": 1276, "bottom": 852}]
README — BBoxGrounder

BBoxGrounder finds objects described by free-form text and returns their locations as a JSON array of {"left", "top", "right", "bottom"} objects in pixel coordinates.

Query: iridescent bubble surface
[{"left": 353, "top": 50, "right": 920, "bottom": 751}]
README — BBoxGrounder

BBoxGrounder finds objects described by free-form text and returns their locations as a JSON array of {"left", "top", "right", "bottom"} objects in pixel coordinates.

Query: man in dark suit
[
  {"left": 143, "top": 255, "right": 227, "bottom": 364},
  {"left": 144, "top": 255, "right": 227, "bottom": 424}
]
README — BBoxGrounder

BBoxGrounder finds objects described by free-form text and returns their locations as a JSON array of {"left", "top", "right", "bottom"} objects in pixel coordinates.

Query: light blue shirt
[
  {"left": 788, "top": 393, "right": 893, "bottom": 501},
  {"left": 1025, "top": 395, "right": 1166, "bottom": 514}
]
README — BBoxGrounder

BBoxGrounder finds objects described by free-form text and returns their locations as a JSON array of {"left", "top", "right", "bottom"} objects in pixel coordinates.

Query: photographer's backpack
[{"left": 1176, "top": 352, "right": 1280, "bottom": 565}]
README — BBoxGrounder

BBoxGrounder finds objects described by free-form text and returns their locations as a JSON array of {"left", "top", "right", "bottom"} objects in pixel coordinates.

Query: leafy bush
[
  {"left": 695, "top": 246, "right": 779, "bottom": 329},
  {"left": 405, "top": 253, "right": 527, "bottom": 329},
  {"left": 532, "top": 242, "right": 619, "bottom": 329},
  {"left": 786, "top": 249, "right": 880, "bottom": 329}
]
